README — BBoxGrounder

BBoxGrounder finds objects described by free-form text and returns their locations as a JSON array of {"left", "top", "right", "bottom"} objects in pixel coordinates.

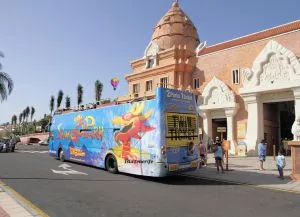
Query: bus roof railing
[{"left": 52, "top": 85, "right": 196, "bottom": 115}]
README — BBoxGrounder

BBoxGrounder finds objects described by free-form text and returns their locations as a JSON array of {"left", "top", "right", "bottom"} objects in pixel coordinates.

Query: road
[{"left": 0, "top": 149, "right": 299, "bottom": 217}]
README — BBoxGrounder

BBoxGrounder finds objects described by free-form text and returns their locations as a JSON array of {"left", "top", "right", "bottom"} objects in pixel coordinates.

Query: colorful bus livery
[{"left": 49, "top": 87, "right": 200, "bottom": 177}]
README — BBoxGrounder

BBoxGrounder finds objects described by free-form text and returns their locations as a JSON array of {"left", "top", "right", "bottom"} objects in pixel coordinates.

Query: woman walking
[
  {"left": 214, "top": 137, "right": 224, "bottom": 173},
  {"left": 258, "top": 139, "right": 266, "bottom": 171}
]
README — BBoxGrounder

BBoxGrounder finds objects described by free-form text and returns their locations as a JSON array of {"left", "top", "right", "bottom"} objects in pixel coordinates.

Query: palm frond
[
  {"left": 0, "top": 72, "right": 14, "bottom": 94},
  {"left": 0, "top": 82, "right": 8, "bottom": 102},
  {"left": 0, "top": 52, "right": 4, "bottom": 71}
]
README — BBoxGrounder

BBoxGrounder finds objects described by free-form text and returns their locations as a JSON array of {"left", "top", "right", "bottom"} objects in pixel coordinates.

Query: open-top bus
[{"left": 48, "top": 87, "right": 200, "bottom": 177}]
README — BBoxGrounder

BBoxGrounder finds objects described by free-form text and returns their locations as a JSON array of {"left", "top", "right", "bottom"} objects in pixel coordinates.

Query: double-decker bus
[{"left": 48, "top": 87, "right": 200, "bottom": 177}]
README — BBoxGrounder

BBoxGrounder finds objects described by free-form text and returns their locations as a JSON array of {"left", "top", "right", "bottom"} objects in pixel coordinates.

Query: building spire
[{"left": 172, "top": 0, "right": 179, "bottom": 7}]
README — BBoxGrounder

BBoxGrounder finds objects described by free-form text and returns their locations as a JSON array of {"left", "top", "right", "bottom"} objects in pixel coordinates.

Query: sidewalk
[
  {"left": 186, "top": 154, "right": 300, "bottom": 194},
  {"left": 0, "top": 181, "right": 47, "bottom": 217}
]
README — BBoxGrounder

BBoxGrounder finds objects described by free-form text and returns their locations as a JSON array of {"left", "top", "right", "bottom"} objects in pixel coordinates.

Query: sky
[{"left": 0, "top": 0, "right": 299, "bottom": 124}]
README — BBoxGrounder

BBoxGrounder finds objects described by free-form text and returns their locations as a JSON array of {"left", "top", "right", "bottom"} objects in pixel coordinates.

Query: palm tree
[
  {"left": 77, "top": 84, "right": 83, "bottom": 106},
  {"left": 30, "top": 107, "right": 35, "bottom": 122},
  {"left": 57, "top": 90, "right": 64, "bottom": 109},
  {"left": 22, "top": 109, "right": 26, "bottom": 123},
  {"left": 11, "top": 115, "right": 17, "bottom": 126},
  {"left": 0, "top": 52, "right": 14, "bottom": 102},
  {"left": 50, "top": 96, "right": 55, "bottom": 115},
  {"left": 25, "top": 106, "right": 30, "bottom": 122},
  {"left": 18, "top": 113, "right": 23, "bottom": 133},
  {"left": 65, "top": 96, "right": 71, "bottom": 109},
  {"left": 95, "top": 80, "right": 103, "bottom": 102},
  {"left": 18, "top": 113, "right": 22, "bottom": 124},
  {"left": 11, "top": 114, "right": 17, "bottom": 131},
  {"left": 21, "top": 109, "right": 26, "bottom": 134}
]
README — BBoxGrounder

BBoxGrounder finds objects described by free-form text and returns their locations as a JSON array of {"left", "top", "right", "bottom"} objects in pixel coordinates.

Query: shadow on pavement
[
  {"left": 0, "top": 175, "right": 238, "bottom": 186},
  {"left": 134, "top": 175, "right": 239, "bottom": 185},
  {"left": 46, "top": 160, "right": 236, "bottom": 185},
  {"left": 187, "top": 165, "right": 294, "bottom": 185}
]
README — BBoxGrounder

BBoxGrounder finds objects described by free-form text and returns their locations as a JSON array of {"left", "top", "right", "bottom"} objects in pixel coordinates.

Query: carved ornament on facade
[
  {"left": 242, "top": 40, "right": 300, "bottom": 88},
  {"left": 202, "top": 76, "right": 235, "bottom": 106}
]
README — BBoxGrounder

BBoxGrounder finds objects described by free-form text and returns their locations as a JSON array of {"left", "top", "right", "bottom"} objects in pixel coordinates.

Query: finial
[{"left": 172, "top": 0, "right": 179, "bottom": 7}]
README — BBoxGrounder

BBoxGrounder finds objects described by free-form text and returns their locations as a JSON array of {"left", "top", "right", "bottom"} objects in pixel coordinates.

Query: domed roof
[{"left": 151, "top": 2, "right": 200, "bottom": 51}]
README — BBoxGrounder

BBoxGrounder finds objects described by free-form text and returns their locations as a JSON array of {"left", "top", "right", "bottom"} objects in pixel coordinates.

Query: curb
[
  {"left": 182, "top": 174, "right": 300, "bottom": 195},
  {"left": 0, "top": 180, "right": 49, "bottom": 217}
]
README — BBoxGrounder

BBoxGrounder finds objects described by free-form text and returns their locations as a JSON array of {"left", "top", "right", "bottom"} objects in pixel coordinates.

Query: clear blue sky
[{"left": 0, "top": 0, "right": 299, "bottom": 123}]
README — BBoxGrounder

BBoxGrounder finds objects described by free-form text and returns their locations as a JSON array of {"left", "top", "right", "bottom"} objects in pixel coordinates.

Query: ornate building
[{"left": 118, "top": 2, "right": 300, "bottom": 155}]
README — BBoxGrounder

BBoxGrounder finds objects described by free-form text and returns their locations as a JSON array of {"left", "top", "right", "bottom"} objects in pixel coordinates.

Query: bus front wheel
[
  {"left": 59, "top": 149, "right": 65, "bottom": 162},
  {"left": 105, "top": 154, "right": 118, "bottom": 174}
]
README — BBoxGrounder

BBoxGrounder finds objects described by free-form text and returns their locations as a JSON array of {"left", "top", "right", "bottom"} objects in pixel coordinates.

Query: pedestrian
[
  {"left": 214, "top": 137, "right": 224, "bottom": 173},
  {"left": 208, "top": 137, "right": 214, "bottom": 153},
  {"left": 276, "top": 148, "right": 286, "bottom": 179},
  {"left": 283, "top": 138, "right": 289, "bottom": 156},
  {"left": 199, "top": 142, "right": 207, "bottom": 167},
  {"left": 211, "top": 137, "right": 218, "bottom": 166},
  {"left": 258, "top": 139, "right": 266, "bottom": 171}
]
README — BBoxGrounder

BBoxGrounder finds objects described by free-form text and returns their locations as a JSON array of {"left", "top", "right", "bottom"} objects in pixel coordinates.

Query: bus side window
[
  {"left": 80, "top": 129, "right": 92, "bottom": 132},
  {"left": 113, "top": 128, "right": 120, "bottom": 133}
]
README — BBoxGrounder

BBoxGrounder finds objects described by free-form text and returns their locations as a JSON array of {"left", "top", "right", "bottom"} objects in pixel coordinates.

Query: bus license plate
[{"left": 169, "top": 164, "right": 178, "bottom": 171}]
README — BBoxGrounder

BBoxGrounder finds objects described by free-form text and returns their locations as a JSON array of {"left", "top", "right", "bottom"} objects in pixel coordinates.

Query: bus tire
[
  {"left": 59, "top": 149, "right": 65, "bottom": 162},
  {"left": 105, "top": 154, "right": 118, "bottom": 174}
]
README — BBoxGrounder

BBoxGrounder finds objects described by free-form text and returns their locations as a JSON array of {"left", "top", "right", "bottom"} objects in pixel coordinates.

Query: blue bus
[{"left": 48, "top": 87, "right": 200, "bottom": 177}]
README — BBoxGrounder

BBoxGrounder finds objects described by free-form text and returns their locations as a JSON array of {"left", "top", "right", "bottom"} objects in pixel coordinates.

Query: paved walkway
[
  {"left": 0, "top": 181, "right": 47, "bottom": 217},
  {"left": 186, "top": 154, "right": 300, "bottom": 194}
]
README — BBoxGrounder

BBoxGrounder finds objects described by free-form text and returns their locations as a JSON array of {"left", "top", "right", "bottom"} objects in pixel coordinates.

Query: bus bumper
[{"left": 167, "top": 159, "right": 200, "bottom": 175}]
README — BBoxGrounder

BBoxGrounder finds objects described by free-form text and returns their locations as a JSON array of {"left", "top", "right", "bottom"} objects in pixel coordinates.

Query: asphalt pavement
[{"left": 0, "top": 150, "right": 299, "bottom": 217}]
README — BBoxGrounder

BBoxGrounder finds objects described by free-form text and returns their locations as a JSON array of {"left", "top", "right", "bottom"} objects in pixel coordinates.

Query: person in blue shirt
[
  {"left": 258, "top": 139, "right": 266, "bottom": 171},
  {"left": 276, "top": 149, "right": 286, "bottom": 179},
  {"left": 214, "top": 137, "right": 224, "bottom": 173}
]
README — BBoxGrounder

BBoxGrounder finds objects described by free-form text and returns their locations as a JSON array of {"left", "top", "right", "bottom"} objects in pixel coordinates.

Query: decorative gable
[
  {"left": 144, "top": 41, "right": 160, "bottom": 57},
  {"left": 242, "top": 40, "right": 300, "bottom": 89},
  {"left": 200, "top": 76, "right": 236, "bottom": 109}
]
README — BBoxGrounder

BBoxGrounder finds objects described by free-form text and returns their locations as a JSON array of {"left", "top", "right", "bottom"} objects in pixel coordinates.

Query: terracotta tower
[{"left": 118, "top": 1, "right": 200, "bottom": 102}]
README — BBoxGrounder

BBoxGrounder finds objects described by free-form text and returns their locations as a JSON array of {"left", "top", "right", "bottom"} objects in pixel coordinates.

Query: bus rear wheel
[{"left": 105, "top": 154, "right": 118, "bottom": 174}]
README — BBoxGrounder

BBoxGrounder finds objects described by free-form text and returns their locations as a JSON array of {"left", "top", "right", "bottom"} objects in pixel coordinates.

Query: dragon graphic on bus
[{"left": 112, "top": 102, "right": 155, "bottom": 160}]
